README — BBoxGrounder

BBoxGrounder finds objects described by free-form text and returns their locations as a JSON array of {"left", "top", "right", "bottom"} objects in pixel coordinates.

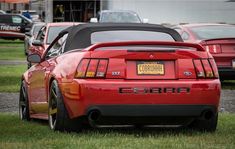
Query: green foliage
[
  {"left": 0, "top": 65, "right": 26, "bottom": 92},
  {"left": 0, "top": 113, "right": 234, "bottom": 149},
  {"left": 0, "top": 39, "right": 25, "bottom": 60}
]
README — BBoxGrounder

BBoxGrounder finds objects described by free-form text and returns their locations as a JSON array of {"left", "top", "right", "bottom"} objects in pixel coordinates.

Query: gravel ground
[
  {"left": 0, "top": 90, "right": 234, "bottom": 113},
  {"left": 0, "top": 93, "right": 19, "bottom": 113}
]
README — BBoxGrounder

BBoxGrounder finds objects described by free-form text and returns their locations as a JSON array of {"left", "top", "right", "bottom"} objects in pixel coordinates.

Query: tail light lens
[
  {"left": 193, "top": 59, "right": 219, "bottom": 79},
  {"left": 209, "top": 59, "right": 219, "bottom": 78},
  {"left": 193, "top": 59, "right": 205, "bottom": 78},
  {"left": 201, "top": 59, "right": 214, "bottom": 77},
  {"left": 204, "top": 45, "right": 221, "bottom": 54},
  {"left": 96, "top": 60, "right": 108, "bottom": 77},
  {"left": 75, "top": 59, "right": 108, "bottom": 78},
  {"left": 86, "top": 59, "right": 99, "bottom": 77},
  {"left": 75, "top": 59, "right": 90, "bottom": 78}
]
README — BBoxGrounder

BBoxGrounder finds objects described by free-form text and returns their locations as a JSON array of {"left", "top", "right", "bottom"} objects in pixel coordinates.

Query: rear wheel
[
  {"left": 19, "top": 81, "right": 30, "bottom": 121},
  {"left": 189, "top": 113, "right": 218, "bottom": 132},
  {"left": 48, "top": 80, "right": 84, "bottom": 132}
]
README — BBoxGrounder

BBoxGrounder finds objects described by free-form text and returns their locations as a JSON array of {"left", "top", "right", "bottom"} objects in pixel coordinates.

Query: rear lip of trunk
[
  {"left": 200, "top": 38, "right": 235, "bottom": 45},
  {"left": 203, "top": 37, "right": 235, "bottom": 42},
  {"left": 127, "top": 49, "right": 176, "bottom": 52}
]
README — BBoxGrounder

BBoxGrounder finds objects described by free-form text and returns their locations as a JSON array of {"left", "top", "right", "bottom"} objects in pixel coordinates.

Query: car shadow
[
  {"left": 30, "top": 118, "right": 48, "bottom": 126},
  {"left": 29, "top": 119, "right": 202, "bottom": 136}
]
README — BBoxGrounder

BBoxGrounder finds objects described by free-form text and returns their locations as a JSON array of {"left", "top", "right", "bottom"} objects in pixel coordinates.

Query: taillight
[
  {"left": 209, "top": 59, "right": 219, "bottom": 78},
  {"left": 75, "top": 59, "right": 108, "bottom": 78},
  {"left": 201, "top": 59, "right": 213, "bottom": 77},
  {"left": 204, "top": 45, "right": 221, "bottom": 54},
  {"left": 75, "top": 59, "right": 90, "bottom": 78},
  {"left": 86, "top": 59, "right": 99, "bottom": 77},
  {"left": 193, "top": 59, "right": 218, "bottom": 79},
  {"left": 96, "top": 60, "right": 108, "bottom": 77},
  {"left": 193, "top": 59, "right": 205, "bottom": 78}
]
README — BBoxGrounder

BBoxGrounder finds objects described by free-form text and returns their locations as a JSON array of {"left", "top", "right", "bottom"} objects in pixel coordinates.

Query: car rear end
[
  {"left": 61, "top": 41, "right": 220, "bottom": 128},
  {"left": 189, "top": 24, "right": 235, "bottom": 80},
  {"left": 201, "top": 38, "right": 235, "bottom": 80}
]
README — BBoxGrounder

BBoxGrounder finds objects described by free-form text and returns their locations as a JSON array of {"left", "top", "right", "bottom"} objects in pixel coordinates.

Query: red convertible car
[
  {"left": 174, "top": 24, "right": 235, "bottom": 80},
  {"left": 20, "top": 23, "right": 221, "bottom": 132}
]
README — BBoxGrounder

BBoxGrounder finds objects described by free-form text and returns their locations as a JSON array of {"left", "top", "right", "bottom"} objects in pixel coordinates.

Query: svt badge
[{"left": 112, "top": 71, "right": 120, "bottom": 76}]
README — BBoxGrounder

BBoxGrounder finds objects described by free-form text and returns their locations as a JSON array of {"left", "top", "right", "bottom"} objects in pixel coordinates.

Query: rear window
[
  {"left": 91, "top": 30, "right": 175, "bottom": 44},
  {"left": 47, "top": 26, "right": 69, "bottom": 44},
  {"left": 191, "top": 25, "right": 235, "bottom": 40}
]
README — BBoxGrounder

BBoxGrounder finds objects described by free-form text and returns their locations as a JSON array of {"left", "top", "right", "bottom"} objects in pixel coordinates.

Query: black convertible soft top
[{"left": 60, "top": 23, "right": 183, "bottom": 52}]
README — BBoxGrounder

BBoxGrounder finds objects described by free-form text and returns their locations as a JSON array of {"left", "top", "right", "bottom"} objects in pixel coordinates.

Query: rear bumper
[
  {"left": 218, "top": 67, "right": 235, "bottom": 80},
  {"left": 87, "top": 104, "right": 216, "bottom": 117},
  {"left": 59, "top": 79, "right": 221, "bottom": 119},
  {"left": 86, "top": 104, "right": 216, "bottom": 125}
]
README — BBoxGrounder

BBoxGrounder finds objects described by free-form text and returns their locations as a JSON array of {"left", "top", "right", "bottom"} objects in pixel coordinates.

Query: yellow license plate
[{"left": 137, "top": 61, "right": 164, "bottom": 75}]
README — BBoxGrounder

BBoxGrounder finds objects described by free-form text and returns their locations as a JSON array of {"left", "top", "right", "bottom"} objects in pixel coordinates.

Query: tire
[
  {"left": 19, "top": 81, "right": 30, "bottom": 121},
  {"left": 188, "top": 113, "right": 218, "bottom": 132},
  {"left": 48, "top": 80, "right": 85, "bottom": 132}
]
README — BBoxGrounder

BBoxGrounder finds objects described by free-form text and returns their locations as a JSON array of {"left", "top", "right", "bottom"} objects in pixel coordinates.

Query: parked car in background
[
  {"left": 0, "top": 14, "right": 32, "bottom": 40},
  {"left": 174, "top": 23, "right": 235, "bottom": 80},
  {"left": 24, "top": 22, "right": 45, "bottom": 55},
  {"left": 29, "top": 22, "right": 80, "bottom": 57},
  {"left": 20, "top": 10, "right": 41, "bottom": 22},
  {"left": 90, "top": 10, "right": 148, "bottom": 23},
  {"left": 21, "top": 23, "right": 220, "bottom": 132},
  {"left": 0, "top": 10, "right": 6, "bottom": 14}
]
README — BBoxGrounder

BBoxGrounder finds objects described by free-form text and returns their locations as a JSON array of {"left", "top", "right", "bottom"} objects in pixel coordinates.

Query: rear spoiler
[
  {"left": 86, "top": 41, "right": 205, "bottom": 51},
  {"left": 203, "top": 38, "right": 235, "bottom": 42}
]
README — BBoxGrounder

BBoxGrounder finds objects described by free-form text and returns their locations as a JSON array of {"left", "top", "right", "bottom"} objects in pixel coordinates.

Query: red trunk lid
[
  {"left": 90, "top": 49, "right": 207, "bottom": 80},
  {"left": 79, "top": 41, "right": 212, "bottom": 80}
]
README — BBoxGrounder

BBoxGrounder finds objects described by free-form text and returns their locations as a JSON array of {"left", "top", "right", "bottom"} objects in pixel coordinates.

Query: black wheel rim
[
  {"left": 49, "top": 84, "right": 58, "bottom": 130},
  {"left": 19, "top": 84, "right": 27, "bottom": 120}
]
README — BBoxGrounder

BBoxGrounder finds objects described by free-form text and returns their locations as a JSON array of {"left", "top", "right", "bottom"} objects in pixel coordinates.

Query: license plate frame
[{"left": 137, "top": 61, "right": 165, "bottom": 75}]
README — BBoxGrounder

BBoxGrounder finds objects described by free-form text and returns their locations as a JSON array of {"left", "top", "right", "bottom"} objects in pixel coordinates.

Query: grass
[
  {"left": 0, "top": 39, "right": 23, "bottom": 44},
  {"left": 221, "top": 80, "right": 235, "bottom": 90},
  {"left": 0, "top": 113, "right": 234, "bottom": 149},
  {"left": 0, "top": 65, "right": 27, "bottom": 92},
  {"left": 0, "top": 39, "right": 25, "bottom": 60}
]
